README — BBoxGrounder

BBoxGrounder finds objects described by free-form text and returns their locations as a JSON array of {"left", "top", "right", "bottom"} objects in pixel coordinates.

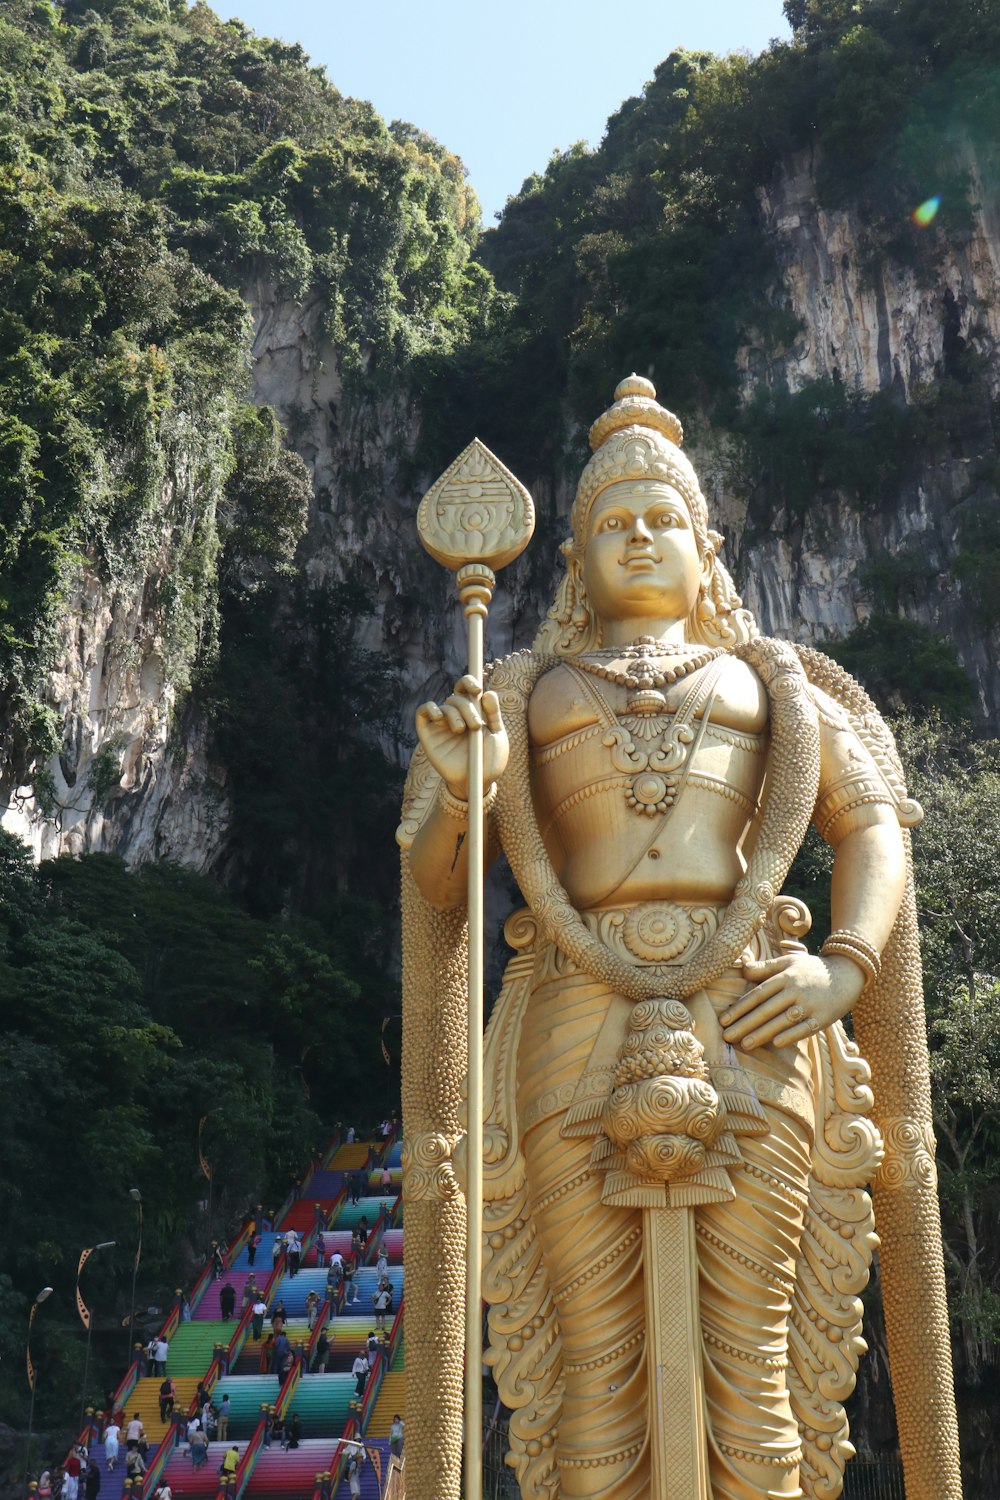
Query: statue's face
[{"left": 581, "top": 479, "right": 705, "bottom": 625}]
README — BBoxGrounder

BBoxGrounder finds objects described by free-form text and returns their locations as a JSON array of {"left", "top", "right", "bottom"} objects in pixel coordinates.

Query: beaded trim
[
  {"left": 718, "top": 1440, "right": 802, "bottom": 1468},
  {"left": 555, "top": 1226, "right": 641, "bottom": 1301},
  {"left": 695, "top": 1223, "right": 795, "bottom": 1298},
  {"left": 437, "top": 781, "right": 498, "bottom": 822},
  {"left": 704, "top": 1330, "right": 789, "bottom": 1371},
  {"left": 820, "top": 927, "right": 881, "bottom": 986},
  {"left": 560, "top": 1441, "right": 643, "bottom": 1469},
  {"left": 563, "top": 1328, "right": 644, "bottom": 1373},
  {"left": 531, "top": 1167, "right": 593, "bottom": 1215}
]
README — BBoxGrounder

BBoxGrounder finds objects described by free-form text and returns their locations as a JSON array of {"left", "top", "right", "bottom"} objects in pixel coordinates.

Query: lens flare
[{"left": 912, "top": 196, "right": 941, "bottom": 227}]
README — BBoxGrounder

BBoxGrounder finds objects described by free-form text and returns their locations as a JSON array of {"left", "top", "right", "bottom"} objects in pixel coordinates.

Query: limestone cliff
[{"left": 7, "top": 146, "right": 999, "bottom": 868}]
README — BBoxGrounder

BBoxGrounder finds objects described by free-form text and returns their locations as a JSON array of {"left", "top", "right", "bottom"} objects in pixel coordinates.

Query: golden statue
[{"left": 398, "top": 377, "right": 963, "bottom": 1500}]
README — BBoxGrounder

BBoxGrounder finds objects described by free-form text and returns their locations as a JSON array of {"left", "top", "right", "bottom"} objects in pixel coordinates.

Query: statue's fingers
[
  {"left": 770, "top": 1019, "right": 817, "bottom": 1049},
  {"left": 737, "top": 1005, "right": 803, "bottom": 1051},
  {"left": 741, "top": 954, "right": 793, "bottom": 980},
  {"left": 441, "top": 703, "right": 467, "bottom": 734},
  {"left": 444, "top": 692, "right": 484, "bottom": 730},
  {"left": 481, "top": 691, "right": 504, "bottom": 734},
  {"left": 415, "top": 700, "right": 443, "bottom": 728},
  {"left": 721, "top": 989, "right": 789, "bottom": 1044},
  {"left": 720, "top": 976, "right": 787, "bottom": 1026},
  {"left": 454, "top": 674, "right": 483, "bottom": 703}
]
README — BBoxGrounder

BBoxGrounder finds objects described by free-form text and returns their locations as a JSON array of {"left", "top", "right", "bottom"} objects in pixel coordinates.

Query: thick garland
[{"left": 491, "top": 637, "right": 820, "bottom": 1002}]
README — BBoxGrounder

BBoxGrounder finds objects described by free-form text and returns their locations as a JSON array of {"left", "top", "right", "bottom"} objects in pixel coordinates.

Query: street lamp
[
  {"left": 127, "top": 1189, "right": 143, "bottom": 1363},
  {"left": 25, "top": 1286, "right": 53, "bottom": 1484},
  {"left": 77, "top": 1241, "right": 116, "bottom": 1431},
  {"left": 198, "top": 1113, "right": 217, "bottom": 1233}
]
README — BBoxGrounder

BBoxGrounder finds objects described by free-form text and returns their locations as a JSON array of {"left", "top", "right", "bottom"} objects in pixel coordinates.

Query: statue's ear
[{"left": 707, "top": 529, "right": 724, "bottom": 554}]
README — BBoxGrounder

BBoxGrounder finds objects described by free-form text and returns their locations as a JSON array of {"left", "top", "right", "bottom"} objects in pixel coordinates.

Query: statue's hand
[
  {"left": 415, "top": 675, "right": 509, "bottom": 800},
  {"left": 721, "top": 953, "right": 866, "bottom": 1050}
]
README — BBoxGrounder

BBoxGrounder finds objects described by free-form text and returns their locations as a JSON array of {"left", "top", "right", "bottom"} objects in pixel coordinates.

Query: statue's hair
[{"left": 533, "top": 376, "right": 757, "bottom": 655}]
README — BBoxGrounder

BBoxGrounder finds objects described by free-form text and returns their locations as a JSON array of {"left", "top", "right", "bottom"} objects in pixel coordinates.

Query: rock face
[
  {"left": 726, "top": 147, "right": 1000, "bottom": 719},
  {"left": 5, "top": 147, "right": 999, "bottom": 866},
  {"left": 0, "top": 556, "right": 229, "bottom": 868}
]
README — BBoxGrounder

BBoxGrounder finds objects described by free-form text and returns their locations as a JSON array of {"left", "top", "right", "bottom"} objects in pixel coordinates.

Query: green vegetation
[
  {"left": 0, "top": 0, "right": 490, "bottom": 769},
  {"left": 2, "top": 0, "right": 1000, "bottom": 1462},
  {"left": 0, "top": 829, "right": 388, "bottom": 1430}
]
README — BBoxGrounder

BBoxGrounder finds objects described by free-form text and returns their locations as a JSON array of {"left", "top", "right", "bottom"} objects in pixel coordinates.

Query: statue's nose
[{"left": 627, "top": 515, "right": 654, "bottom": 543}]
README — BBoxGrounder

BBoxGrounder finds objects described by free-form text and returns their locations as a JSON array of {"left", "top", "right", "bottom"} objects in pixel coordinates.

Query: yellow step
[
  {"left": 366, "top": 1371, "right": 405, "bottom": 1437},
  {"left": 329, "top": 1144, "right": 371, "bottom": 1169},
  {"left": 120, "top": 1376, "right": 202, "bottom": 1443}
]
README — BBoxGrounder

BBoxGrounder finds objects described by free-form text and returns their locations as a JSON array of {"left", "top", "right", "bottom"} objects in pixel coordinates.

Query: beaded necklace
[{"left": 572, "top": 636, "right": 724, "bottom": 715}]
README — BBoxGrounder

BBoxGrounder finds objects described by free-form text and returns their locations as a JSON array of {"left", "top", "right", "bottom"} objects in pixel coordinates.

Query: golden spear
[{"left": 416, "top": 439, "right": 534, "bottom": 1500}]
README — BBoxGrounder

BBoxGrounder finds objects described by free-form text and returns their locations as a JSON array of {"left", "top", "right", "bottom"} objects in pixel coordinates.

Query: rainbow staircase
[{"left": 71, "top": 1126, "right": 406, "bottom": 1500}]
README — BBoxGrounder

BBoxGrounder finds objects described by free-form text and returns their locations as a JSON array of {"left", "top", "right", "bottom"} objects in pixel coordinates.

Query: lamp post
[
  {"left": 77, "top": 1241, "right": 116, "bottom": 1431},
  {"left": 197, "top": 1113, "right": 218, "bottom": 1233},
  {"left": 25, "top": 1286, "right": 53, "bottom": 1484},
  {"left": 127, "top": 1189, "right": 143, "bottom": 1362}
]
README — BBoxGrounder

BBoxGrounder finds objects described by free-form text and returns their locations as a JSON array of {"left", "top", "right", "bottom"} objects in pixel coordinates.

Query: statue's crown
[{"left": 588, "top": 374, "right": 684, "bottom": 453}]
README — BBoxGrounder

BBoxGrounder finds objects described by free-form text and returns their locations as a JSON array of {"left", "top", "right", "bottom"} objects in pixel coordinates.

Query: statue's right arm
[{"left": 408, "top": 674, "right": 508, "bottom": 911}]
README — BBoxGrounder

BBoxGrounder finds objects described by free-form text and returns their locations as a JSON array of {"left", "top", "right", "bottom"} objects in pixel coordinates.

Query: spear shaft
[{"left": 458, "top": 563, "right": 494, "bottom": 1500}]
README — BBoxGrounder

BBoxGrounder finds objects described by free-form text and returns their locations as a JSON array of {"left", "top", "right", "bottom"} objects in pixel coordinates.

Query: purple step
[
  {"left": 304, "top": 1170, "right": 345, "bottom": 1196},
  {"left": 196, "top": 1270, "right": 255, "bottom": 1321},
  {"left": 332, "top": 1439, "right": 391, "bottom": 1500}
]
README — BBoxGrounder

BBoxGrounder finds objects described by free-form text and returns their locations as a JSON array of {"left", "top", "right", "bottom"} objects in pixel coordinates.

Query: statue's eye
[
  {"left": 655, "top": 511, "right": 678, "bottom": 528},
  {"left": 602, "top": 516, "right": 622, "bottom": 530}
]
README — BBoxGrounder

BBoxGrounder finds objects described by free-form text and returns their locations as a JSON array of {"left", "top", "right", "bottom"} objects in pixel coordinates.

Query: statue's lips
[{"left": 619, "top": 554, "right": 660, "bottom": 573}]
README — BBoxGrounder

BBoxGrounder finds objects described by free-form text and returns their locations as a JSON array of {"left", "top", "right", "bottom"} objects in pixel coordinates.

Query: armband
[
  {"left": 437, "top": 781, "right": 498, "bottom": 822},
  {"left": 820, "top": 928, "right": 882, "bottom": 988}
]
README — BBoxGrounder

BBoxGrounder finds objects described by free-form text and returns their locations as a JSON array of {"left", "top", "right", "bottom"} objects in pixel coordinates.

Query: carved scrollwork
[
  {"left": 875, "top": 1117, "right": 938, "bottom": 1192},
  {"left": 402, "top": 1131, "right": 462, "bottom": 1202}
]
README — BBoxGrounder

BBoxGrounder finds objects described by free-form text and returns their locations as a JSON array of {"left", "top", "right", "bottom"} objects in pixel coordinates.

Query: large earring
[{"left": 696, "top": 590, "right": 716, "bottom": 624}]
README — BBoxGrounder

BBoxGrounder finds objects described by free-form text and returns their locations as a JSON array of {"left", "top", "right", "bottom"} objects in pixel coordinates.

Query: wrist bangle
[
  {"left": 438, "top": 781, "right": 498, "bottom": 822},
  {"left": 820, "top": 928, "right": 882, "bottom": 987}
]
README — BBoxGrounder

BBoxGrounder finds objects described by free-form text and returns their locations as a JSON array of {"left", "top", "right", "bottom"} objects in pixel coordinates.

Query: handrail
[
  {"left": 362, "top": 1209, "right": 390, "bottom": 1264},
  {"left": 320, "top": 1129, "right": 343, "bottom": 1169},
  {"left": 305, "top": 1298, "right": 331, "bottom": 1367},
  {"left": 316, "top": 1182, "right": 346, "bottom": 1235},
  {"left": 386, "top": 1296, "right": 404, "bottom": 1367},
  {"left": 226, "top": 1415, "right": 266, "bottom": 1500},
  {"left": 227, "top": 1220, "right": 253, "bottom": 1267},
  {"left": 224, "top": 1300, "right": 256, "bottom": 1371},
  {"left": 261, "top": 1246, "right": 288, "bottom": 1302},
  {"left": 327, "top": 1419, "right": 362, "bottom": 1495},
  {"left": 135, "top": 1421, "right": 178, "bottom": 1499},
  {"left": 359, "top": 1346, "right": 386, "bottom": 1431},
  {"left": 188, "top": 1257, "right": 215, "bottom": 1316},
  {"left": 275, "top": 1359, "right": 301, "bottom": 1418}
]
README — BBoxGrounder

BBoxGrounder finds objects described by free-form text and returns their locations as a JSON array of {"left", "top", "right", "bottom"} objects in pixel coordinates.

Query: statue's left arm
[{"left": 722, "top": 683, "right": 905, "bottom": 1049}]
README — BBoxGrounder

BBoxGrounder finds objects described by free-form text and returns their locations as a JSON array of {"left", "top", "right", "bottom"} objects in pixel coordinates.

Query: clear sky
[{"left": 220, "top": 0, "right": 791, "bottom": 221}]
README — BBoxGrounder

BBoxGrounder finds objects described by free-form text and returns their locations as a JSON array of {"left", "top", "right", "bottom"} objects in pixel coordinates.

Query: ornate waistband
[{"left": 582, "top": 901, "right": 725, "bottom": 969}]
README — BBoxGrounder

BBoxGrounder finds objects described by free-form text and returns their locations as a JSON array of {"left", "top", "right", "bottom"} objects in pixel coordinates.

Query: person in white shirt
[
  {"left": 103, "top": 1421, "right": 121, "bottom": 1470},
  {"left": 375, "top": 1248, "right": 389, "bottom": 1280},
  {"left": 154, "top": 1337, "right": 169, "bottom": 1376},
  {"left": 251, "top": 1298, "right": 268, "bottom": 1341},
  {"left": 372, "top": 1283, "right": 392, "bottom": 1332},
  {"left": 351, "top": 1350, "right": 369, "bottom": 1399}
]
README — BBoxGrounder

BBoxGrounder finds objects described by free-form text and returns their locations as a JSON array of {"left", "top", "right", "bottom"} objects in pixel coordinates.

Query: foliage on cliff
[
  {"left": 0, "top": 0, "right": 489, "bottom": 762},
  {"left": 417, "top": 0, "right": 1000, "bottom": 492}
]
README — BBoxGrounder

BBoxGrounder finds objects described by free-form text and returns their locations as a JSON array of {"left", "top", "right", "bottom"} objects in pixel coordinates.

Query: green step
[
  {"left": 282, "top": 1375, "right": 356, "bottom": 1436},
  {"left": 212, "top": 1376, "right": 281, "bottom": 1436},
  {"left": 166, "top": 1322, "right": 233, "bottom": 1376},
  {"left": 332, "top": 1198, "right": 390, "bottom": 1230}
]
